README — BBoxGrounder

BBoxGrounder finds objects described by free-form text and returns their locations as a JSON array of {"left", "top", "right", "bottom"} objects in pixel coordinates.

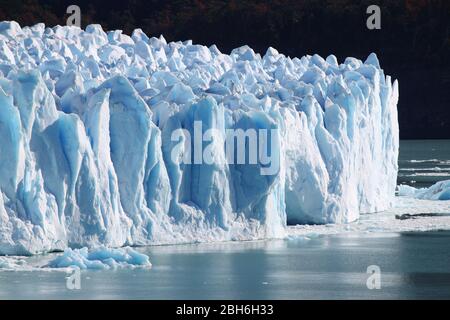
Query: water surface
[
  {"left": 398, "top": 140, "right": 450, "bottom": 188},
  {"left": 1, "top": 231, "right": 450, "bottom": 299}
]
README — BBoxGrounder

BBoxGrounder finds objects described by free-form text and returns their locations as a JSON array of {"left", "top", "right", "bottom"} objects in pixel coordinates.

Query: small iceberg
[
  {"left": 47, "top": 246, "right": 152, "bottom": 270},
  {"left": 398, "top": 180, "right": 450, "bottom": 200}
]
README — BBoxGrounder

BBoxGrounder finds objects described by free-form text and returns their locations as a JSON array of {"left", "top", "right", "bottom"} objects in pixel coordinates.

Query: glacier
[{"left": 0, "top": 21, "right": 399, "bottom": 255}]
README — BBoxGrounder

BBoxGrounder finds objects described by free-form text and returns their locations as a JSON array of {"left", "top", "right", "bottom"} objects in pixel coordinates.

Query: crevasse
[{"left": 0, "top": 21, "right": 399, "bottom": 255}]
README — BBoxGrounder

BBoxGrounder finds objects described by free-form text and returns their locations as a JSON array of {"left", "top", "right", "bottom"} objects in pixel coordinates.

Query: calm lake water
[
  {"left": 398, "top": 139, "right": 450, "bottom": 188},
  {"left": 1, "top": 140, "right": 450, "bottom": 300},
  {"left": 1, "top": 232, "right": 450, "bottom": 299}
]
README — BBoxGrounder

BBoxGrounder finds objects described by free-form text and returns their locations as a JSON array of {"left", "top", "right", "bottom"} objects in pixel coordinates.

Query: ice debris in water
[
  {"left": 47, "top": 246, "right": 151, "bottom": 270},
  {"left": 398, "top": 180, "right": 450, "bottom": 201},
  {"left": 0, "top": 21, "right": 399, "bottom": 255}
]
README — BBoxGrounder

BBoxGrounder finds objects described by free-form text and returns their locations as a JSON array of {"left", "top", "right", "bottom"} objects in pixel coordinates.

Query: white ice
[
  {"left": 0, "top": 21, "right": 399, "bottom": 255},
  {"left": 398, "top": 180, "right": 450, "bottom": 200},
  {"left": 288, "top": 196, "right": 450, "bottom": 238},
  {"left": 47, "top": 246, "right": 151, "bottom": 270},
  {"left": 0, "top": 246, "right": 151, "bottom": 271}
]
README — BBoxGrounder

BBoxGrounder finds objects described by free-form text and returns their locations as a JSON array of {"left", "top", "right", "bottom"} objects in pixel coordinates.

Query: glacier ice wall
[{"left": 0, "top": 21, "right": 399, "bottom": 254}]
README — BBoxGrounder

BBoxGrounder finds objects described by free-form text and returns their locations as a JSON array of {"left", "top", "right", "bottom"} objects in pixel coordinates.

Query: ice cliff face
[{"left": 0, "top": 21, "right": 399, "bottom": 255}]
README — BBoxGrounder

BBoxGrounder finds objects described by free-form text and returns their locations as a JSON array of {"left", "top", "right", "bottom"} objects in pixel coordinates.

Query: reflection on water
[{"left": 1, "top": 232, "right": 450, "bottom": 299}]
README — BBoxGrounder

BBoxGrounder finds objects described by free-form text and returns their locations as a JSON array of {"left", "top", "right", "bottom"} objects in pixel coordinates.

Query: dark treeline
[{"left": 0, "top": 0, "right": 449, "bottom": 139}]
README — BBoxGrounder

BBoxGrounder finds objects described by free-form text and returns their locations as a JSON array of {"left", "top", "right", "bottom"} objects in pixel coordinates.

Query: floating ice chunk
[
  {"left": 0, "top": 256, "right": 28, "bottom": 270},
  {"left": 47, "top": 247, "right": 151, "bottom": 270},
  {"left": 399, "top": 180, "right": 450, "bottom": 200},
  {"left": 398, "top": 184, "right": 418, "bottom": 197}
]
